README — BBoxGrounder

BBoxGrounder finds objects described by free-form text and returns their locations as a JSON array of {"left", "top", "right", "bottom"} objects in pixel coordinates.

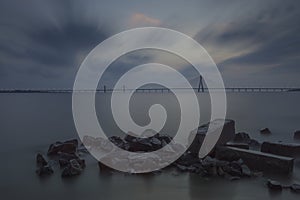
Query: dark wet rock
[
  {"left": 223, "top": 163, "right": 242, "bottom": 177},
  {"left": 64, "top": 139, "right": 78, "bottom": 147},
  {"left": 233, "top": 132, "right": 251, "bottom": 143},
  {"left": 58, "top": 152, "right": 79, "bottom": 161},
  {"left": 61, "top": 159, "right": 83, "bottom": 177},
  {"left": 290, "top": 184, "right": 300, "bottom": 193},
  {"left": 267, "top": 179, "right": 282, "bottom": 191},
  {"left": 241, "top": 164, "right": 251, "bottom": 177},
  {"left": 47, "top": 140, "right": 77, "bottom": 155},
  {"left": 215, "top": 146, "right": 294, "bottom": 174},
  {"left": 36, "top": 165, "right": 54, "bottom": 176},
  {"left": 249, "top": 139, "right": 260, "bottom": 147},
  {"left": 261, "top": 142, "right": 300, "bottom": 157},
  {"left": 59, "top": 159, "right": 69, "bottom": 168},
  {"left": 176, "top": 152, "right": 200, "bottom": 166},
  {"left": 188, "top": 119, "right": 235, "bottom": 156},
  {"left": 294, "top": 131, "right": 300, "bottom": 140},
  {"left": 36, "top": 153, "right": 48, "bottom": 167},
  {"left": 226, "top": 142, "right": 249, "bottom": 149},
  {"left": 98, "top": 161, "right": 114, "bottom": 172},
  {"left": 260, "top": 128, "right": 271, "bottom": 134},
  {"left": 59, "top": 158, "right": 85, "bottom": 169},
  {"left": 158, "top": 134, "right": 172, "bottom": 144}
]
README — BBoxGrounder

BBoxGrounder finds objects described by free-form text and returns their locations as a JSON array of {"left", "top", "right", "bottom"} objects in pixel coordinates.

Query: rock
[
  {"left": 215, "top": 146, "right": 294, "bottom": 174},
  {"left": 261, "top": 142, "right": 300, "bottom": 157},
  {"left": 47, "top": 140, "right": 77, "bottom": 155},
  {"left": 61, "top": 159, "right": 83, "bottom": 177},
  {"left": 64, "top": 139, "right": 78, "bottom": 147},
  {"left": 233, "top": 132, "right": 251, "bottom": 144},
  {"left": 59, "top": 159, "right": 69, "bottom": 168},
  {"left": 249, "top": 139, "right": 260, "bottom": 147},
  {"left": 36, "top": 153, "right": 48, "bottom": 167},
  {"left": 176, "top": 152, "right": 200, "bottom": 166},
  {"left": 82, "top": 135, "right": 96, "bottom": 146},
  {"left": 188, "top": 119, "right": 235, "bottom": 156},
  {"left": 294, "top": 131, "right": 300, "bottom": 140},
  {"left": 59, "top": 158, "right": 85, "bottom": 169},
  {"left": 290, "top": 183, "right": 300, "bottom": 193},
  {"left": 58, "top": 152, "right": 79, "bottom": 161},
  {"left": 241, "top": 164, "right": 251, "bottom": 177},
  {"left": 36, "top": 165, "right": 54, "bottom": 176},
  {"left": 226, "top": 142, "right": 249, "bottom": 149},
  {"left": 267, "top": 179, "right": 282, "bottom": 191},
  {"left": 260, "top": 128, "right": 271, "bottom": 134}
]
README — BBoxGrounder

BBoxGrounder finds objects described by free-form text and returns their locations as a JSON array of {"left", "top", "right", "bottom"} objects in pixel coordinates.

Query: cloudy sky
[{"left": 0, "top": 0, "right": 299, "bottom": 89}]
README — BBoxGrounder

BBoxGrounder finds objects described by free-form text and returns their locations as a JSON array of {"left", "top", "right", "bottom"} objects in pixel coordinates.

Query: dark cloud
[{"left": 0, "top": 0, "right": 299, "bottom": 88}]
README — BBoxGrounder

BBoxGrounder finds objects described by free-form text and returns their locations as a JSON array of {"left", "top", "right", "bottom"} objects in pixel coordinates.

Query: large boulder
[
  {"left": 188, "top": 119, "right": 235, "bottom": 156},
  {"left": 261, "top": 142, "right": 300, "bottom": 157}
]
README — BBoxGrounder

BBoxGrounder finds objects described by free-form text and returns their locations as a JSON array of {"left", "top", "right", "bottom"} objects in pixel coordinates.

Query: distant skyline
[{"left": 0, "top": 0, "right": 299, "bottom": 89}]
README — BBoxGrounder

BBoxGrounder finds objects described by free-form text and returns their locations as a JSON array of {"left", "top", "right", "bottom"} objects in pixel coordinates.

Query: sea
[{"left": 0, "top": 92, "right": 300, "bottom": 200}]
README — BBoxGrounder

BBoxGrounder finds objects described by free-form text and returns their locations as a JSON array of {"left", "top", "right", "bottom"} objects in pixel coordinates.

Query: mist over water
[{"left": 0, "top": 92, "right": 300, "bottom": 200}]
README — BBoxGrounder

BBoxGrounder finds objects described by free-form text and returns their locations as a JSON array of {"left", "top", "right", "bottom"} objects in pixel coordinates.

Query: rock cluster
[
  {"left": 34, "top": 119, "right": 300, "bottom": 195},
  {"left": 36, "top": 139, "right": 86, "bottom": 178}
]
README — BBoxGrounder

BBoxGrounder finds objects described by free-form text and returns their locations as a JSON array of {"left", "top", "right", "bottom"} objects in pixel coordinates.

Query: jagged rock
[
  {"left": 47, "top": 140, "right": 77, "bottom": 155},
  {"left": 188, "top": 119, "right": 235, "bottom": 156},
  {"left": 36, "top": 153, "right": 48, "bottom": 167},
  {"left": 59, "top": 158, "right": 85, "bottom": 169},
  {"left": 260, "top": 128, "right": 271, "bottom": 134},
  {"left": 36, "top": 165, "right": 54, "bottom": 176},
  {"left": 267, "top": 180, "right": 282, "bottom": 191},
  {"left": 261, "top": 142, "right": 300, "bottom": 157},
  {"left": 291, "top": 184, "right": 300, "bottom": 193},
  {"left": 294, "top": 131, "right": 300, "bottom": 140},
  {"left": 61, "top": 159, "right": 83, "bottom": 177}
]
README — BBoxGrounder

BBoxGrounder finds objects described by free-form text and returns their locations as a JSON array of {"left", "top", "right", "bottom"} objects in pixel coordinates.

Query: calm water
[{"left": 0, "top": 92, "right": 300, "bottom": 200}]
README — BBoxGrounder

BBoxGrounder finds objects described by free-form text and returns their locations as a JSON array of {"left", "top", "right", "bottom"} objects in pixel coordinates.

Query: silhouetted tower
[{"left": 198, "top": 75, "right": 204, "bottom": 92}]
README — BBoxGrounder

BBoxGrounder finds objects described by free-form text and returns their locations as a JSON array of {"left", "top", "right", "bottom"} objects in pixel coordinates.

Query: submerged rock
[
  {"left": 267, "top": 179, "right": 282, "bottom": 191},
  {"left": 291, "top": 184, "right": 300, "bottom": 193},
  {"left": 36, "top": 153, "right": 48, "bottom": 167},
  {"left": 36, "top": 165, "right": 54, "bottom": 176},
  {"left": 260, "top": 128, "right": 271, "bottom": 134}
]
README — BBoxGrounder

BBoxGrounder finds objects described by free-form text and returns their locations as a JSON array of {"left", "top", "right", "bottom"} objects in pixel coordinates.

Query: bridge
[{"left": 0, "top": 87, "right": 299, "bottom": 93}]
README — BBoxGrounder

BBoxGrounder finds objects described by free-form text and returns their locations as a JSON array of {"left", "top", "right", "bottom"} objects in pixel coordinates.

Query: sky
[{"left": 0, "top": 0, "right": 299, "bottom": 89}]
